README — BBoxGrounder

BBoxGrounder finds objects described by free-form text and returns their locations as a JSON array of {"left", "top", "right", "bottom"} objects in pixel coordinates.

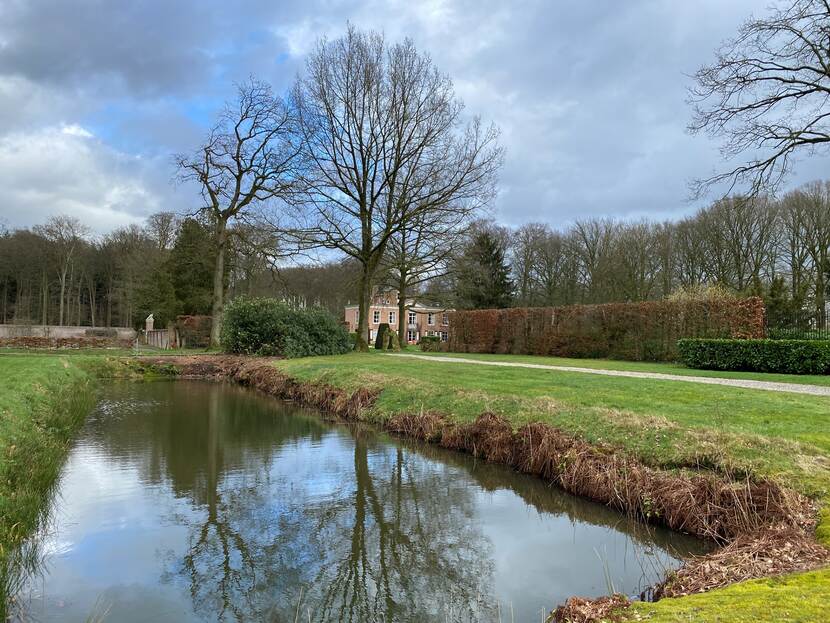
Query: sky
[{"left": 1, "top": 0, "right": 828, "bottom": 235}]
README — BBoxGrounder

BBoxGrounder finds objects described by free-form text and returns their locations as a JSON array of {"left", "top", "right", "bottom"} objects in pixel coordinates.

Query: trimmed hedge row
[
  {"left": 221, "top": 297, "right": 351, "bottom": 358},
  {"left": 677, "top": 338, "right": 830, "bottom": 375},
  {"left": 448, "top": 298, "right": 765, "bottom": 362}
]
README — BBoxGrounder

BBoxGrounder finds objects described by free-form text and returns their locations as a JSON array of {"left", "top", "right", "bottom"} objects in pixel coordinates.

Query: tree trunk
[
  {"left": 397, "top": 274, "right": 407, "bottom": 348},
  {"left": 41, "top": 270, "right": 48, "bottom": 325},
  {"left": 106, "top": 277, "right": 113, "bottom": 327},
  {"left": 209, "top": 220, "right": 228, "bottom": 348},
  {"left": 355, "top": 267, "right": 372, "bottom": 352},
  {"left": 58, "top": 268, "right": 67, "bottom": 326}
]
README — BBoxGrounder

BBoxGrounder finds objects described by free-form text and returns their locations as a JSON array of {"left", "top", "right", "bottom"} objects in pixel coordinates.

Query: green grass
[
  {"left": 409, "top": 350, "right": 830, "bottom": 386},
  {"left": 0, "top": 354, "right": 98, "bottom": 608},
  {"left": 274, "top": 350, "right": 830, "bottom": 622}
]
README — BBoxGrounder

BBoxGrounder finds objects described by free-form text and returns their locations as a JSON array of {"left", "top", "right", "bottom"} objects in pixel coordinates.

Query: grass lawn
[
  {"left": 274, "top": 350, "right": 830, "bottom": 622},
  {"left": 409, "top": 350, "right": 830, "bottom": 387}
]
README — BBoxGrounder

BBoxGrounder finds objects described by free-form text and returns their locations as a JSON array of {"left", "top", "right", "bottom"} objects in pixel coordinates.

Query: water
[{"left": 15, "top": 381, "right": 708, "bottom": 622}]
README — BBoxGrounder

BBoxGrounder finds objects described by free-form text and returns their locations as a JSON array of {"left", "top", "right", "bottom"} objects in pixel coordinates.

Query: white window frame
[
  {"left": 373, "top": 310, "right": 380, "bottom": 324},
  {"left": 388, "top": 311, "right": 396, "bottom": 325},
  {"left": 441, "top": 331, "right": 448, "bottom": 342},
  {"left": 407, "top": 330, "right": 417, "bottom": 342},
  {"left": 442, "top": 313, "right": 449, "bottom": 325},
  {"left": 408, "top": 311, "right": 417, "bottom": 325},
  {"left": 427, "top": 313, "right": 435, "bottom": 326}
]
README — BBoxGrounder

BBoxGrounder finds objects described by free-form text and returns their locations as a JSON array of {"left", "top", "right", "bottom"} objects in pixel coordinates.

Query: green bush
[
  {"left": 418, "top": 336, "right": 441, "bottom": 352},
  {"left": 677, "top": 338, "right": 830, "bottom": 375},
  {"left": 221, "top": 297, "right": 351, "bottom": 358}
]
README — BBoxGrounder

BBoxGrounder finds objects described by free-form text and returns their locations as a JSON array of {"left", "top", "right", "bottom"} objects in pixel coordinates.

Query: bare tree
[
  {"left": 291, "top": 26, "right": 501, "bottom": 350},
  {"left": 34, "top": 215, "right": 89, "bottom": 326},
  {"left": 690, "top": 0, "right": 830, "bottom": 195},
  {"left": 175, "top": 78, "right": 301, "bottom": 347}
]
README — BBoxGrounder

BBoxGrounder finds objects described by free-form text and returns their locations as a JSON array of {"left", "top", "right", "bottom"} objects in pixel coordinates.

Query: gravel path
[{"left": 388, "top": 353, "right": 830, "bottom": 397}]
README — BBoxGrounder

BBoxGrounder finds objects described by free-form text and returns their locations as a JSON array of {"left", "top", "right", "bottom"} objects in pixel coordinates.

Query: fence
[
  {"left": 447, "top": 298, "right": 765, "bottom": 362},
  {"left": 766, "top": 307, "right": 830, "bottom": 340}
]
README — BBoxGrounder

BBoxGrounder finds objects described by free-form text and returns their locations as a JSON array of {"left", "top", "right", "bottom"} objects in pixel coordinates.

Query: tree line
[{"left": 441, "top": 183, "right": 830, "bottom": 329}]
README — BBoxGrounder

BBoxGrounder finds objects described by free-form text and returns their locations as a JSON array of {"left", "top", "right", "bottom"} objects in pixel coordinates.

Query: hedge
[
  {"left": 221, "top": 297, "right": 351, "bottom": 358},
  {"left": 677, "top": 338, "right": 830, "bottom": 375},
  {"left": 447, "top": 298, "right": 765, "bottom": 362},
  {"left": 418, "top": 336, "right": 441, "bottom": 352}
]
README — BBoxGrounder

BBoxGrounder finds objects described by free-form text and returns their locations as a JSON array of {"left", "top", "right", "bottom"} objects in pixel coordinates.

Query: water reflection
[{"left": 14, "top": 381, "right": 708, "bottom": 622}]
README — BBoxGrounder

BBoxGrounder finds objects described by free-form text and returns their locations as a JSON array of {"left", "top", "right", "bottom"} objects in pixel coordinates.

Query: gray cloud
[{"left": 1, "top": 0, "right": 828, "bottom": 233}]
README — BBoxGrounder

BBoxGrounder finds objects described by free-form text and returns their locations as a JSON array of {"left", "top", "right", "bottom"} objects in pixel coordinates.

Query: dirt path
[{"left": 388, "top": 353, "right": 830, "bottom": 397}]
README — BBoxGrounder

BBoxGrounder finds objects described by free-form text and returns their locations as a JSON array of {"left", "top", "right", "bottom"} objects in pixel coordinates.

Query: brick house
[{"left": 344, "top": 293, "right": 451, "bottom": 344}]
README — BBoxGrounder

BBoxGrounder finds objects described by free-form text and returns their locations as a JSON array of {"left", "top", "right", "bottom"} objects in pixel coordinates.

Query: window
[
  {"left": 355, "top": 311, "right": 359, "bottom": 324},
  {"left": 442, "top": 313, "right": 449, "bottom": 325},
  {"left": 427, "top": 313, "right": 435, "bottom": 326},
  {"left": 407, "top": 330, "right": 417, "bottom": 342},
  {"left": 427, "top": 330, "right": 434, "bottom": 337},
  {"left": 441, "top": 331, "right": 448, "bottom": 342},
  {"left": 388, "top": 311, "right": 396, "bottom": 325},
  {"left": 373, "top": 310, "right": 380, "bottom": 324},
  {"left": 408, "top": 311, "right": 417, "bottom": 325}
]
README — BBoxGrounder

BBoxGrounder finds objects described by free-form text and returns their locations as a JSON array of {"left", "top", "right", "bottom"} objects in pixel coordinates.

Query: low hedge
[
  {"left": 677, "top": 338, "right": 830, "bottom": 375},
  {"left": 221, "top": 297, "right": 351, "bottom": 358}
]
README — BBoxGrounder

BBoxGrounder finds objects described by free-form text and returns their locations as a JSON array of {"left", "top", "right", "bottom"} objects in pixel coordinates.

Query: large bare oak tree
[
  {"left": 175, "top": 79, "right": 301, "bottom": 347},
  {"left": 290, "top": 26, "right": 501, "bottom": 351}
]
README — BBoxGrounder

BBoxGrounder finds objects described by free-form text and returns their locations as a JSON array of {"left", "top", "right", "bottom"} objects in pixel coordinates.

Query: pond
[{"left": 15, "top": 381, "right": 708, "bottom": 622}]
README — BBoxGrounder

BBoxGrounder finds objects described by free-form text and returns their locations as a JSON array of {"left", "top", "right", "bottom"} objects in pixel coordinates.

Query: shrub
[
  {"left": 175, "top": 315, "right": 212, "bottom": 348},
  {"left": 419, "top": 336, "right": 441, "bottom": 352},
  {"left": 221, "top": 297, "right": 351, "bottom": 358},
  {"left": 677, "top": 338, "right": 830, "bottom": 375}
]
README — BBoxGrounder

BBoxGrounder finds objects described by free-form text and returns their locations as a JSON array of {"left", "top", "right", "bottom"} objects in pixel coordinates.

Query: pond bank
[
  {"left": 134, "top": 354, "right": 830, "bottom": 622},
  {"left": 0, "top": 355, "right": 97, "bottom": 619}
]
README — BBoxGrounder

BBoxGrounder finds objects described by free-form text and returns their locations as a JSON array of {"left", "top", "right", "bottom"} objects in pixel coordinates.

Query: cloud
[
  {"left": 0, "top": 125, "right": 184, "bottom": 233},
  {"left": 0, "top": 0, "right": 829, "bottom": 233}
]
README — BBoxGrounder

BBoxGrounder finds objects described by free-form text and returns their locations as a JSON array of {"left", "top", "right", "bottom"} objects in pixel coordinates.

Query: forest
[{"left": 1, "top": 178, "right": 828, "bottom": 332}]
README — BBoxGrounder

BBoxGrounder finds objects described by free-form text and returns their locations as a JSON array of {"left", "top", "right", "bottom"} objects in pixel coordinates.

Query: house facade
[{"left": 344, "top": 293, "right": 451, "bottom": 344}]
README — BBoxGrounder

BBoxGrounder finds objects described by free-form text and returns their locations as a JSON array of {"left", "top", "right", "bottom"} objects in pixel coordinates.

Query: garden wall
[
  {"left": 0, "top": 324, "right": 136, "bottom": 349},
  {"left": 447, "top": 298, "right": 765, "bottom": 361}
]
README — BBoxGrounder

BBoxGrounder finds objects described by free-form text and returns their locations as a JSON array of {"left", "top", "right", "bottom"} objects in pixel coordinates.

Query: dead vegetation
[{"left": 137, "top": 355, "right": 830, "bottom": 621}]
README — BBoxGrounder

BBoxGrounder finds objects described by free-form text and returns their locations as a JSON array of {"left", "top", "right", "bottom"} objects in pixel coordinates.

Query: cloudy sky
[{"left": 1, "top": 0, "right": 828, "bottom": 234}]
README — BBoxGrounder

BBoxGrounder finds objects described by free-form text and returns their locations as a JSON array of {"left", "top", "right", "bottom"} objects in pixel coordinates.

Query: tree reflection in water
[{"left": 95, "top": 382, "right": 497, "bottom": 622}]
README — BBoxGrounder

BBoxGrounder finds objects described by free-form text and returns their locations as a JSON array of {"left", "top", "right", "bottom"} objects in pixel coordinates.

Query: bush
[
  {"left": 221, "top": 297, "right": 351, "bottom": 358},
  {"left": 419, "top": 336, "right": 441, "bottom": 352},
  {"left": 677, "top": 338, "right": 830, "bottom": 375}
]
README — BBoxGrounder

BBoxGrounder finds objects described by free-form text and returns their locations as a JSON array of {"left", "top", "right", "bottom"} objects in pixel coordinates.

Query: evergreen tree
[
  {"left": 169, "top": 219, "right": 216, "bottom": 315},
  {"left": 455, "top": 228, "right": 513, "bottom": 309},
  {"left": 764, "top": 275, "right": 794, "bottom": 330}
]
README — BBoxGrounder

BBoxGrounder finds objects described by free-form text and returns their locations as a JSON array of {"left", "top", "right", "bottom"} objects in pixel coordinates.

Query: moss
[{"left": 625, "top": 569, "right": 830, "bottom": 623}]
